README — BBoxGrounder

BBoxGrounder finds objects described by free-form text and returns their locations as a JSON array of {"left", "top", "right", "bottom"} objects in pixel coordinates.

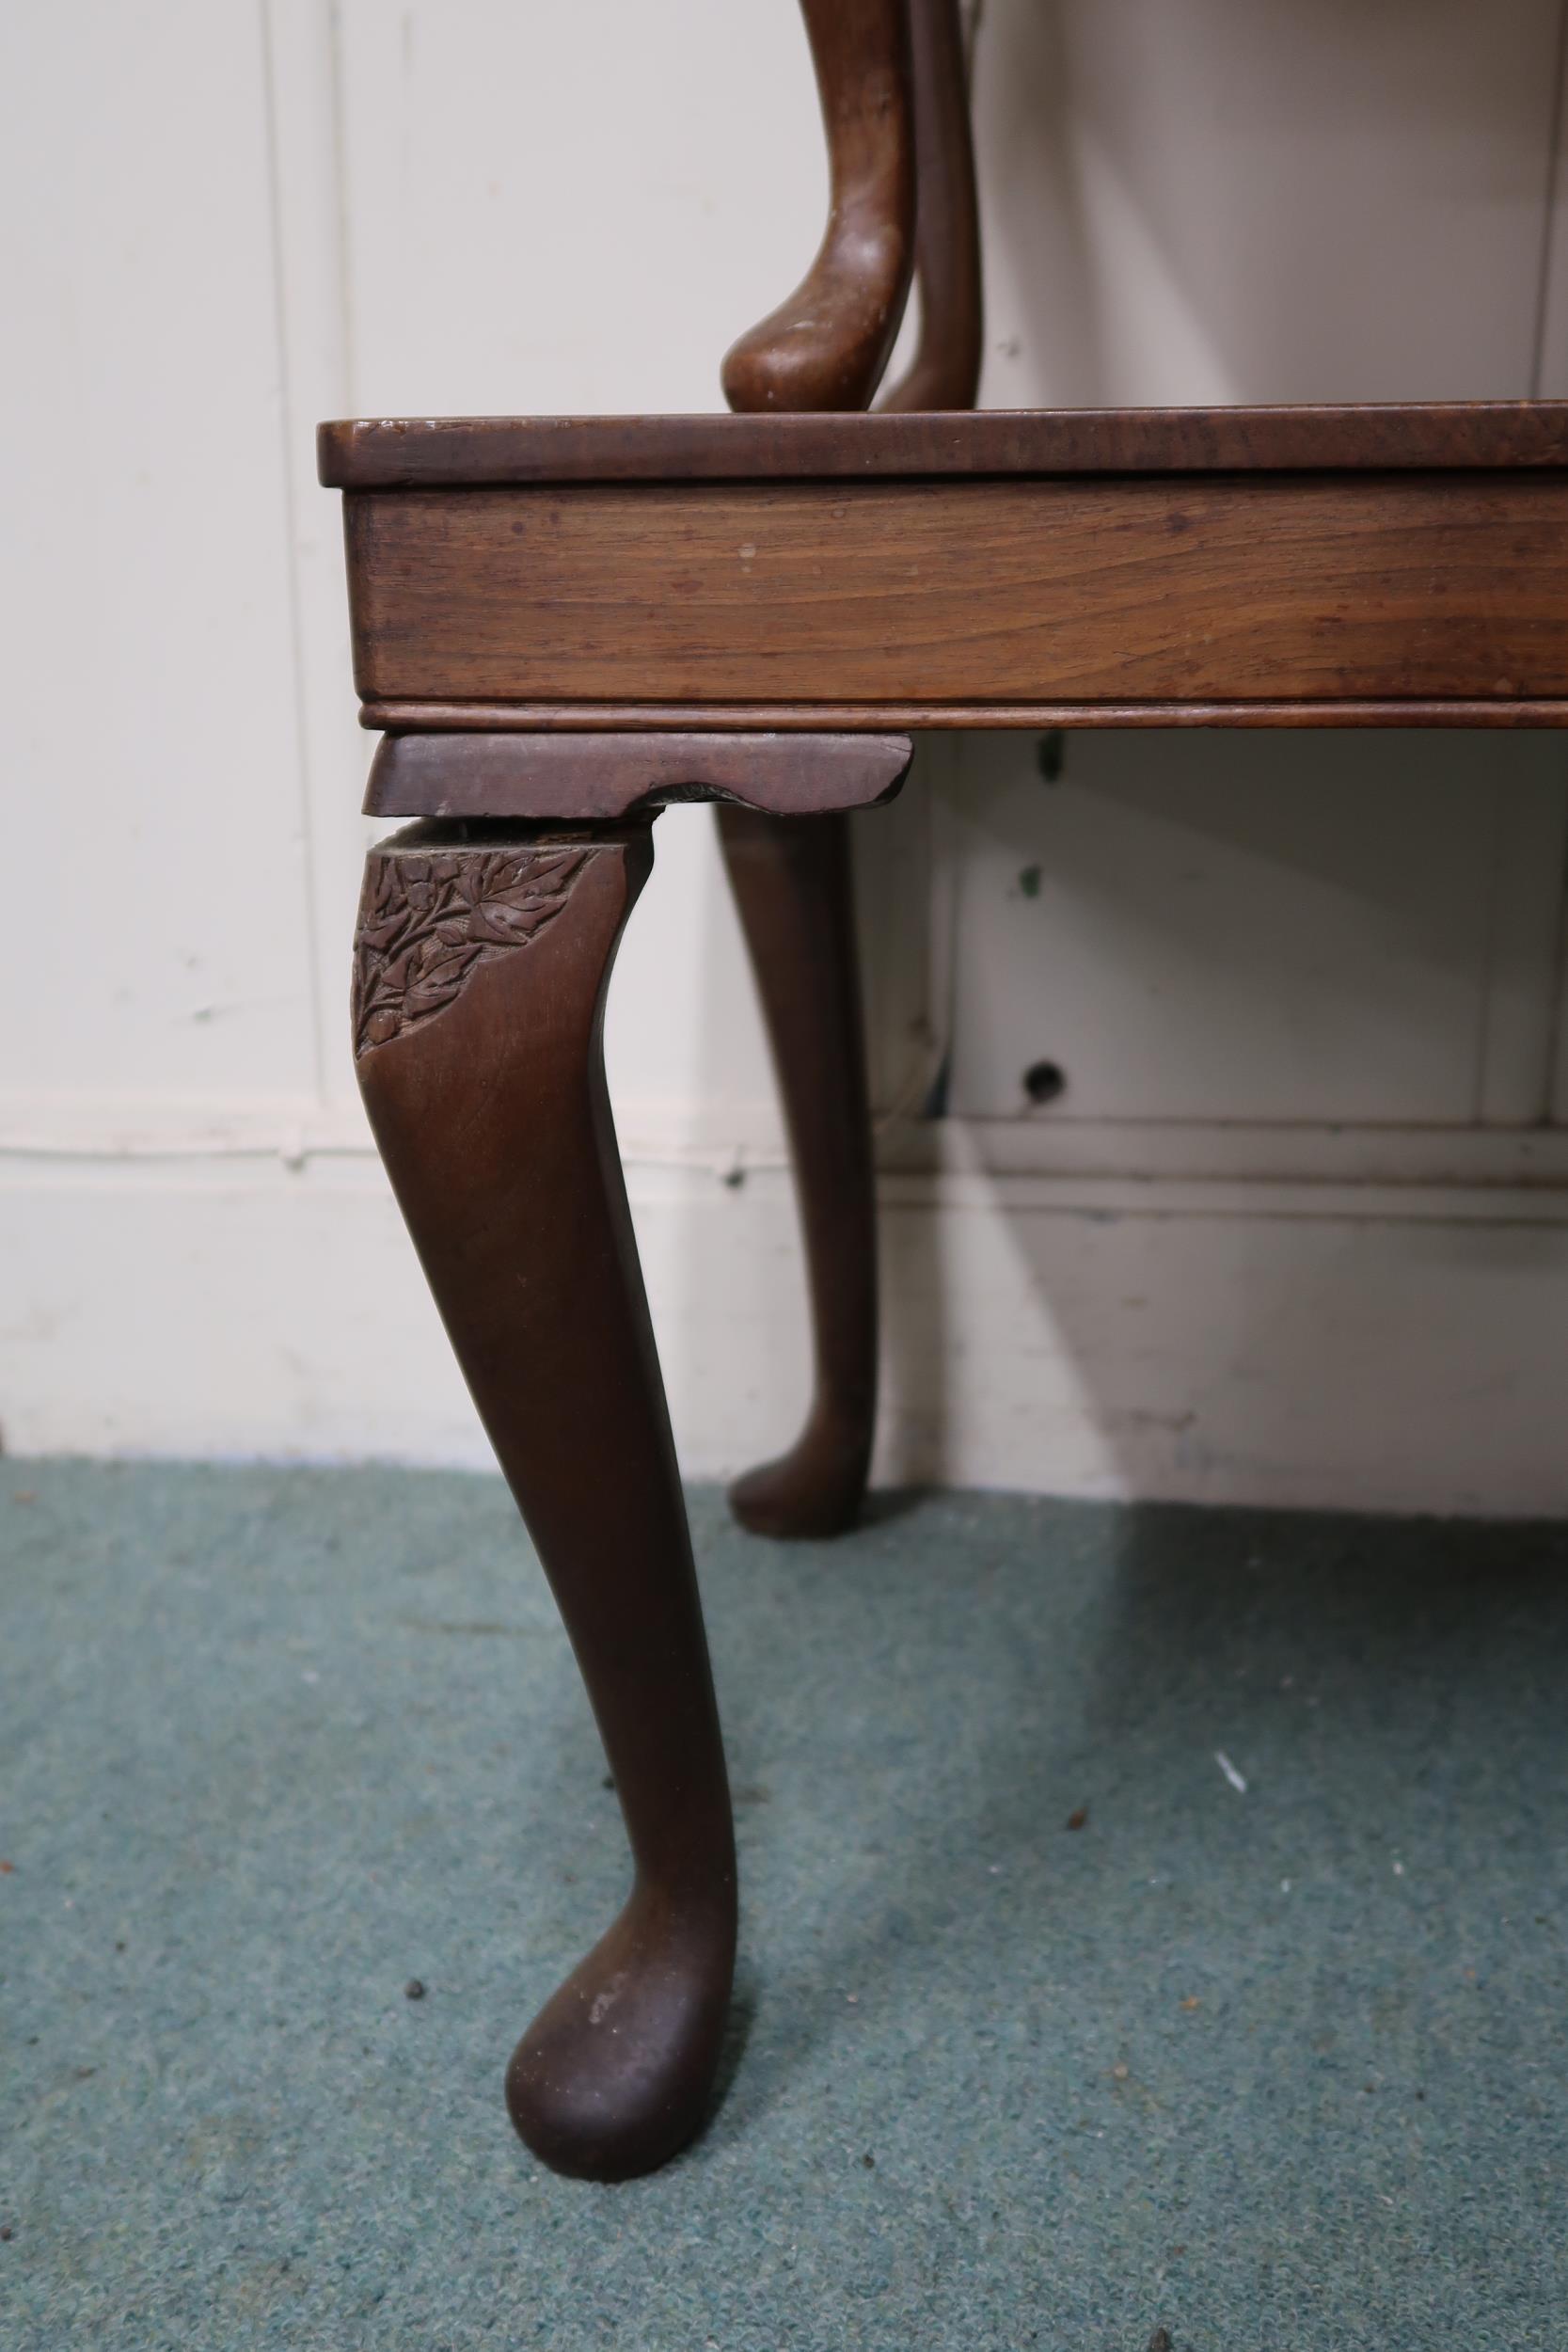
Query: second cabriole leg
[{"left": 718, "top": 806, "right": 879, "bottom": 1539}]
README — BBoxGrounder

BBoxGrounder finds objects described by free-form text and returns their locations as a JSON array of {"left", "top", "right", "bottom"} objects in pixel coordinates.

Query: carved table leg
[
  {"left": 718, "top": 806, "right": 878, "bottom": 1538},
  {"left": 353, "top": 814, "right": 736, "bottom": 2180}
]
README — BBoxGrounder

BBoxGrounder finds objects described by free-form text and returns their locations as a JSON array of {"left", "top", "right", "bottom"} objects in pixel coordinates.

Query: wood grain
[
  {"left": 362, "top": 728, "right": 913, "bottom": 818},
  {"left": 343, "top": 473, "right": 1568, "bottom": 708},
  {"left": 319, "top": 403, "right": 1568, "bottom": 489}
]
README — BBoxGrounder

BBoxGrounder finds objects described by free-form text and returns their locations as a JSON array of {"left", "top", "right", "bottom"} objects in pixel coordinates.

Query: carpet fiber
[{"left": 2, "top": 1461, "right": 1565, "bottom": 2348}]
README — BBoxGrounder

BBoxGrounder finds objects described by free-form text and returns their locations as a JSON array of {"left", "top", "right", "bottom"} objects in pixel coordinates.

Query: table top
[{"left": 319, "top": 403, "right": 1568, "bottom": 490}]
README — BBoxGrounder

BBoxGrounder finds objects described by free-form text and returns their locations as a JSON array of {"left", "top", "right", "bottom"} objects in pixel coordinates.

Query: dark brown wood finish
[
  {"left": 341, "top": 471, "right": 1568, "bottom": 711},
  {"left": 879, "top": 0, "right": 983, "bottom": 414},
  {"left": 319, "top": 401, "right": 1568, "bottom": 486},
  {"left": 360, "top": 697, "right": 1568, "bottom": 732},
  {"left": 353, "top": 816, "right": 736, "bottom": 2181},
  {"left": 363, "top": 728, "right": 912, "bottom": 819},
  {"left": 710, "top": 1, "right": 955, "bottom": 1545},
  {"left": 719, "top": 0, "right": 915, "bottom": 413},
  {"left": 718, "top": 807, "right": 881, "bottom": 1538}
]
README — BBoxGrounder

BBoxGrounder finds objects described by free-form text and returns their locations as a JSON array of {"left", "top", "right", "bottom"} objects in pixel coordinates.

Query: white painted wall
[{"left": 5, "top": 0, "right": 1568, "bottom": 1514}]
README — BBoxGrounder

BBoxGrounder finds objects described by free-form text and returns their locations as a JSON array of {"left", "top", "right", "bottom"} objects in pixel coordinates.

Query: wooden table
[
  {"left": 303, "top": 0, "right": 1568, "bottom": 2189},
  {"left": 319, "top": 396, "right": 1568, "bottom": 2181}
]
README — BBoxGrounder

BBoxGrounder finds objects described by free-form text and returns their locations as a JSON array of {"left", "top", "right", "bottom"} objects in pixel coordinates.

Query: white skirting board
[{"left": 5, "top": 1146, "right": 1566, "bottom": 1519}]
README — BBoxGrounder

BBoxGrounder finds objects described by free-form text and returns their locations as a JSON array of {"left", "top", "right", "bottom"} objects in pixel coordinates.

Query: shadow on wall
[
  {"left": 872, "top": 730, "right": 1568, "bottom": 1514},
  {"left": 878, "top": 1170, "right": 1568, "bottom": 1512},
  {"left": 941, "top": 728, "right": 1568, "bottom": 1128}
]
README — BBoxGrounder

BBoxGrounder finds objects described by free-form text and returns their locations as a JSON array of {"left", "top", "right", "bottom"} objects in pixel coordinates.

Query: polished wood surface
[
  {"left": 878, "top": 0, "right": 983, "bottom": 413},
  {"left": 319, "top": 401, "right": 1568, "bottom": 487},
  {"left": 717, "top": 808, "right": 880, "bottom": 1538},
  {"left": 363, "top": 728, "right": 913, "bottom": 819},
  {"left": 342, "top": 472, "right": 1568, "bottom": 711},
  {"left": 354, "top": 815, "right": 736, "bottom": 2181},
  {"left": 361, "top": 696, "right": 1568, "bottom": 733},
  {"left": 720, "top": 0, "right": 915, "bottom": 412},
  {"left": 715, "top": 0, "right": 948, "bottom": 1549}
]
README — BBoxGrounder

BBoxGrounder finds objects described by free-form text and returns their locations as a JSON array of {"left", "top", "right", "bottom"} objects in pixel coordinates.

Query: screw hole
[{"left": 1022, "top": 1059, "right": 1067, "bottom": 1106}]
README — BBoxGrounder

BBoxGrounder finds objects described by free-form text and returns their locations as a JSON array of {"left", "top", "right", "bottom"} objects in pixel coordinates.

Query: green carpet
[{"left": 2, "top": 1462, "right": 1565, "bottom": 2348}]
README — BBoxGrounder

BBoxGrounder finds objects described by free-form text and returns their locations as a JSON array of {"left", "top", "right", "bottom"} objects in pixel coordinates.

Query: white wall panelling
[
  {"left": 940, "top": 729, "right": 1568, "bottom": 1134},
  {"left": 1, "top": 0, "right": 321, "bottom": 1115},
  {"left": 5, "top": 0, "right": 1568, "bottom": 1514},
  {"left": 8, "top": 1151, "right": 1568, "bottom": 1518}
]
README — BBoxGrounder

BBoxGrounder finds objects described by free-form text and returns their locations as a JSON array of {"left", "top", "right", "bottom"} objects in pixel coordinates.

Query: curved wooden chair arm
[
  {"left": 721, "top": 0, "right": 917, "bottom": 414},
  {"left": 879, "top": 0, "right": 983, "bottom": 413}
]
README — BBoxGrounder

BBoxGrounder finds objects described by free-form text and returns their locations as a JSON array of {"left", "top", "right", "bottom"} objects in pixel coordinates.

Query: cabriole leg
[
  {"left": 353, "top": 812, "right": 736, "bottom": 2180},
  {"left": 718, "top": 806, "right": 879, "bottom": 1538}
]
